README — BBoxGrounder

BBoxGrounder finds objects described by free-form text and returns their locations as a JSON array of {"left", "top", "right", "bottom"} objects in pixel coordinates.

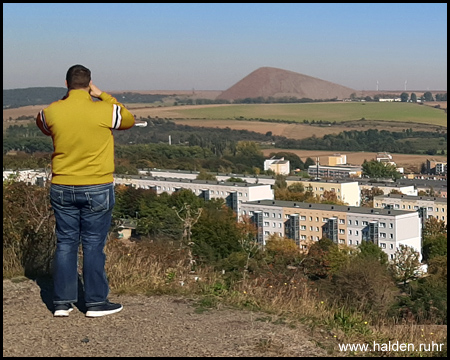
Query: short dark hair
[{"left": 66, "top": 64, "right": 91, "bottom": 89}]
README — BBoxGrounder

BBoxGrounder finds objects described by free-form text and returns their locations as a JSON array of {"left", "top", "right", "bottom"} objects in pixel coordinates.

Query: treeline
[
  {"left": 3, "top": 118, "right": 447, "bottom": 159},
  {"left": 3, "top": 87, "right": 67, "bottom": 108}
]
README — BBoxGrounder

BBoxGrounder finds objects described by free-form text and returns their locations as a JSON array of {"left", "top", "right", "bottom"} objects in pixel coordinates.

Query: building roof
[
  {"left": 243, "top": 199, "right": 413, "bottom": 216},
  {"left": 114, "top": 175, "right": 271, "bottom": 188},
  {"left": 374, "top": 193, "right": 447, "bottom": 203}
]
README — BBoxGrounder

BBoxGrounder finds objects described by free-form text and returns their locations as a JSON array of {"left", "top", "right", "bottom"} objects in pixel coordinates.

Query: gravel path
[{"left": 3, "top": 279, "right": 330, "bottom": 357}]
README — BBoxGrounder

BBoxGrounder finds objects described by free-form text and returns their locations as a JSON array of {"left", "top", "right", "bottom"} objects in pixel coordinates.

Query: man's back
[{"left": 37, "top": 89, "right": 134, "bottom": 185}]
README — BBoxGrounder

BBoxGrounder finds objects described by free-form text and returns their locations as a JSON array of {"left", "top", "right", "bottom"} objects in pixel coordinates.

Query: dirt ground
[{"left": 3, "top": 278, "right": 332, "bottom": 357}]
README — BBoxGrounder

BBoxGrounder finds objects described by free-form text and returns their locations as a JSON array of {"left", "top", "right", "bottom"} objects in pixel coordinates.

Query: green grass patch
[{"left": 165, "top": 102, "right": 447, "bottom": 127}]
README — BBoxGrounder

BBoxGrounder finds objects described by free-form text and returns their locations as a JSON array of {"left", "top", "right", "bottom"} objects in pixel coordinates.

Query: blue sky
[{"left": 3, "top": 3, "right": 447, "bottom": 91}]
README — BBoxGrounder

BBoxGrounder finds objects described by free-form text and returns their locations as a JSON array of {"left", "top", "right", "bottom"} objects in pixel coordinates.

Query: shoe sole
[
  {"left": 54, "top": 308, "right": 74, "bottom": 317},
  {"left": 86, "top": 306, "right": 123, "bottom": 318}
]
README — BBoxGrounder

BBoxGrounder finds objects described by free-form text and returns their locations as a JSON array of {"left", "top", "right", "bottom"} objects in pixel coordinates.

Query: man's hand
[{"left": 89, "top": 81, "right": 103, "bottom": 98}]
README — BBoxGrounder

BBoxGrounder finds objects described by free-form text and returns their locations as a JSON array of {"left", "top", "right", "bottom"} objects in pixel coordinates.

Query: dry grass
[{"left": 101, "top": 238, "right": 446, "bottom": 357}]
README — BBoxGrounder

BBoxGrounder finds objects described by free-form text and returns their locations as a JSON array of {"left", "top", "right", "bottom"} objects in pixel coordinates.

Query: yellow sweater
[{"left": 36, "top": 89, "right": 135, "bottom": 185}]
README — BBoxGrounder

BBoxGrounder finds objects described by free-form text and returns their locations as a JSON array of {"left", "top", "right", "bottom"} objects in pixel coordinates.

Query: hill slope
[{"left": 216, "top": 67, "right": 356, "bottom": 101}]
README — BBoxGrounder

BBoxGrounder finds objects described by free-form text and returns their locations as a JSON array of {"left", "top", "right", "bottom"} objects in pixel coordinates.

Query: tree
[
  {"left": 304, "top": 157, "right": 315, "bottom": 169},
  {"left": 422, "top": 233, "right": 447, "bottom": 263},
  {"left": 423, "top": 92, "right": 434, "bottom": 102},
  {"left": 362, "top": 159, "right": 401, "bottom": 180},
  {"left": 410, "top": 93, "right": 417, "bottom": 103},
  {"left": 423, "top": 217, "right": 447, "bottom": 238},
  {"left": 400, "top": 92, "right": 409, "bottom": 102},
  {"left": 389, "top": 244, "right": 421, "bottom": 285},
  {"left": 196, "top": 170, "right": 217, "bottom": 181},
  {"left": 357, "top": 240, "right": 388, "bottom": 266}
]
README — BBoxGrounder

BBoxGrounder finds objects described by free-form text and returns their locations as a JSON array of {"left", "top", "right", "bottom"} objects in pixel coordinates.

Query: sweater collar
[{"left": 67, "top": 89, "right": 92, "bottom": 100}]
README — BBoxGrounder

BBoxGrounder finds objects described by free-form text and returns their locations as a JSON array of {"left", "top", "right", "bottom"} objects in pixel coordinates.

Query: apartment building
[
  {"left": 264, "top": 157, "right": 290, "bottom": 175},
  {"left": 3, "top": 169, "right": 48, "bottom": 186},
  {"left": 285, "top": 178, "right": 361, "bottom": 206},
  {"left": 374, "top": 193, "right": 447, "bottom": 225},
  {"left": 113, "top": 175, "right": 274, "bottom": 217},
  {"left": 426, "top": 159, "right": 447, "bottom": 175},
  {"left": 241, "top": 200, "right": 422, "bottom": 260},
  {"left": 358, "top": 181, "right": 417, "bottom": 196},
  {"left": 307, "top": 164, "right": 362, "bottom": 178},
  {"left": 327, "top": 154, "right": 347, "bottom": 166},
  {"left": 139, "top": 168, "right": 277, "bottom": 185}
]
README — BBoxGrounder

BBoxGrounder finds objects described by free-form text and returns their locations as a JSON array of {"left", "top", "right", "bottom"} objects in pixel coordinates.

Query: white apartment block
[
  {"left": 139, "top": 168, "right": 277, "bottom": 185},
  {"left": 240, "top": 200, "right": 422, "bottom": 261},
  {"left": 3, "top": 169, "right": 48, "bottom": 186},
  {"left": 286, "top": 178, "right": 361, "bottom": 206},
  {"left": 374, "top": 193, "right": 447, "bottom": 225},
  {"left": 264, "top": 157, "right": 290, "bottom": 175},
  {"left": 359, "top": 182, "right": 417, "bottom": 196},
  {"left": 114, "top": 175, "right": 274, "bottom": 217}
]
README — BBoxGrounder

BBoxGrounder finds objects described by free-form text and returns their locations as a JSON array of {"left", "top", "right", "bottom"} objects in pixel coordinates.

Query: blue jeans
[{"left": 50, "top": 182, "right": 115, "bottom": 307}]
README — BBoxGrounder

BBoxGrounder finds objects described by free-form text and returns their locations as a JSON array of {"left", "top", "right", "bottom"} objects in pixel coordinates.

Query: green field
[{"left": 164, "top": 102, "right": 447, "bottom": 127}]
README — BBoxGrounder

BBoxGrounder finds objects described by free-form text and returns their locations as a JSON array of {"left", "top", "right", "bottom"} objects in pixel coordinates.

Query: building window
[
  {"left": 320, "top": 187, "right": 324, "bottom": 191},
  {"left": 322, "top": 217, "right": 328, "bottom": 222},
  {"left": 278, "top": 214, "right": 282, "bottom": 218},
  {"left": 272, "top": 222, "right": 276, "bottom": 228},
  {"left": 264, "top": 212, "right": 269, "bottom": 217},
  {"left": 301, "top": 235, "right": 306, "bottom": 240},
  {"left": 279, "top": 223, "right": 282, "bottom": 228},
  {"left": 389, "top": 223, "right": 393, "bottom": 229},
  {"left": 285, "top": 214, "right": 290, "bottom": 219},
  {"left": 301, "top": 225, "right": 306, "bottom": 230},
  {"left": 309, "top": 216, "right": 313, "bottom": 221},
  {"left": 309, "top": 226, "right": 313, "bottom": 231},
  {"left": 316, "top": 236, "right": 320, "bottom": 241},
  {"left": 414, "top": 206, "right": 419, "bottom": 210},
  {"left": 390, "top": 254, "right": 394, "bottom": 259},
  {"left": 389, "top": 234, "right": 394, "bottom": 239},
  {"left": 315, "top": 227, "right": 319, "bottom": 232},
  {"left": 390, "top": 244, "right": 394, "bottom": 249},
  {"left": 316, "top": 217, "right": 319, "bottom": 222},
  {"left": 380, "top": 232, "right": 386, "bottom": 238},
  {"left": 380, "top": 243, "right": 386, "bottom": 249},
  {"left": 339, "top": 229, "right": 345, "bottom": 234},
  {"left": 238, "top": 192, "right": 242, "bottom": 196},
  {"left": 394, "top": 204, "right": 400, "bottom": 209},
  {"left": 355, "top": 220, "right": 359, "bottom": 226},
  {"left": 272, "top": 213, "right": 276, "bottom": 218},
  {"left": 349, "top": 239, "right": 352, "bottom": 245},
  {"left": 348, "top": 229, "right": 352, "bottom": 235},
  {"left": 300, "top": 215, "right": 306, "bottom": 221},
  {"left": 242, "top": 210, "right": 246, "bottom": 215},
  {"left": 264, "top": 222, "right": 269, "bottom": 226},
  {"left": 355, "top": 230, "right": 359, "bottom": 235},
  {"left": 379, "top": 222, "right": 386, "bottom": 228},
  {"left": 249, "top": 211, "right": 254, "bottom": 215},
  {"left": 348, "top": 220, "right": 352, "bottom": 225},
  {"left": 362, "top": 221, "right": 368, "bottom": 226},
  {"left": 427, "top": 207, "right": 433, "bottom": 211},
  {"left": 339, "top": 219, "right": 345, "bottom": 224},
  {"left": 356, "top": 241, "right": 359, "bottom": 245},
  {"left": 402, "top": 205, "right": 405, "bottom": 209},
  {"left": 408, "top": 205, "right": 411, "bottom": 209},
  {"left": 264, "top": 231, "right": 270, "bottom": 235},
  {"left": 442, "top": 208, "right": 445, "bottom": 212},
  {"left": 339, "top": 239, "right": 344, "bottom": 244}
]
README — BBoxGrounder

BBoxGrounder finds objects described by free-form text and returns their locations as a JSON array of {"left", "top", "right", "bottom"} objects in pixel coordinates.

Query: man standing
[{"left": 36, "top": 65, "right": 135, "bottom": 317}]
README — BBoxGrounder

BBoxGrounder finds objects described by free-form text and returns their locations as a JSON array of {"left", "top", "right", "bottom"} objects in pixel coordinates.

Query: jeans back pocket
[{"left": 85, "top": 189, "right": 110, "bottom": 212}]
